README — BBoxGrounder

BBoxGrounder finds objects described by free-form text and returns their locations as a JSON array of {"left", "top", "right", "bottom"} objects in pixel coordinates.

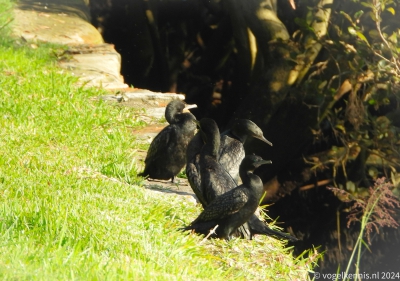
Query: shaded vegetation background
[{"left": 89, "top": 0, "right": 400, "bottom": 273}]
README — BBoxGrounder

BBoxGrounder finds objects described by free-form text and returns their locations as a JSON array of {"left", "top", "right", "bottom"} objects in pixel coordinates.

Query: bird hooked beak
[
  {"left": 255, "top": 135, "right": 273, "bottom": 146},
  {"left": 255, "top": 159, "right": 272, "bottom": 167},
  {"left": 183, "top": 103, "right": 197, "bottom": 112}
]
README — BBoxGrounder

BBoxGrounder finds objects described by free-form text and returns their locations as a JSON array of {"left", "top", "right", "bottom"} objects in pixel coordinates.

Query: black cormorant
[
  {"left": 184, "top": 154, "right": 271, "bottom": 239},
  {"left": 186, "top": 119, "right": 272, "bottom": 190},
  {"left": 186, "top": 118, "right": 298, "bottom": 241},
  {"left": 139, "top": 100, "right": 197, "bottom": 182}
]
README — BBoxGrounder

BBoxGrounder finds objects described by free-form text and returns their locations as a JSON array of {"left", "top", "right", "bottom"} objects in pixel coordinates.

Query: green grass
[{"left": 0, "top": 2, "right": 319, "bottom": 280}]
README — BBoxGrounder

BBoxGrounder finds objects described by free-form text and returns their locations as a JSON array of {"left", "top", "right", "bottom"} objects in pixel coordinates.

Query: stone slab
[
  {"left": 58, "top": 44, "right": 128, "bottom": 89},
  {"left": 99, "top": 89, "right": 186, "bottom": 119},
  {"left": 12, "top": 5, "right": 103, "bottom": 45},
  {"left": 10, "top": 0, "right": 127, "bottom": 89}
]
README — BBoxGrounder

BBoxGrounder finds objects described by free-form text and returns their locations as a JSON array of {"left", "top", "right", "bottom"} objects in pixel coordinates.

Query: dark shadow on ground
[
  {"left": 17, "top": 0, "right": 91, "bottom": 21},
  {"left": 142, "top": 178, "right": 198, "bottom": 202}
]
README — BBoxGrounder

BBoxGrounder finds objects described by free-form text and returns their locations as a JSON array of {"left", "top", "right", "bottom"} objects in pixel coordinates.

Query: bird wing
[
  {"left": 186, "top": 155, "right": 208, "bottom": 206},
  {"left": 218, "top": 135, "right": 245, "bottom": 182},
  {"left": 196, "top": 187, "right": 249, "bottom": 222},
  {"left": 201, "top": 156, "right": 237, "bottom": 203},
  {"left": 186, "top": 133, "right": 208, "bottom": 206},
  {"left": 145, "top": 125, "right": 177, "bottom": 164}
]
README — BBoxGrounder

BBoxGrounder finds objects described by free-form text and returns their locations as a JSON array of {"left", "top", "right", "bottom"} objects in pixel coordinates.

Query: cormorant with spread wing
[
  {"left": 186, "top": 119, "right": 272, "bottom": 192},
  {"left": 186, "top": 118, "right": 298, "bottom": 241}
]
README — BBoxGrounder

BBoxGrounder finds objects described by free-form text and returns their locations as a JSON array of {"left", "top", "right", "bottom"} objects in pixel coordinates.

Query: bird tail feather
[{"left": 248, "top": 216, "right": 299, "bottom": 242}]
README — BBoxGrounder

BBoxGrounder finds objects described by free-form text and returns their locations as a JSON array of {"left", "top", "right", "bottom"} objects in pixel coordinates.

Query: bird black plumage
[
  {"left": 187, "top": 118, "right": 272, "bottom": 204},
  {"left": 198, "top": 119, "right": 238, "bottom": 204},
  {"left": 186, "top": 118, "right": 298, "bottom": 241},
  {"left": 184, "top": 154, "right": 271, "bottom": 239},
  {"left": 186, "top": 119, "right": 272, "bottom": 192},
  {"left": 139, "top": 100, "right": 197, "bottom": 182}
]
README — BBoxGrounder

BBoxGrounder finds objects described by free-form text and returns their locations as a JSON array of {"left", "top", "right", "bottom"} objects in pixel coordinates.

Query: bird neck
[
  {"left": 231, "top": 130, "right": 247, "bottom": 144},
  {"left": 240, "top": 169, "right": 253, "bottom": 185},
  {"left": 203, "top": 130, "right": 220, "bottom": 158},
  {"left": 203, "top": 136, "right": 219, "bottom": 158},
  {"left": 180, "top": 114, "right": 196, "bottom": 133},
  {"left": 165, "top": 109, "right": 180, "bottom": 124},
  {"left": 241, "top": 171, "right": 263, "bottom": 194}
]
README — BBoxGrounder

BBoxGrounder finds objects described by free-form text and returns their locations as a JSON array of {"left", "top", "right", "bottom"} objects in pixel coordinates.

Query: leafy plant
[{"left": 328, "top": 177, "right": 400, "bottom": 280}]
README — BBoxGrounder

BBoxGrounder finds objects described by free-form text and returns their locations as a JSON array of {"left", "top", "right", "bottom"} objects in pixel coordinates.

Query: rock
[
  {"left": 58, "top": 44, "right": 127, "bottom": 89},
  {"left": 11, "top": 0, "right": 127, "bottom": 89},
  {"left": 12, "top": 0, "right": 103, "bottom": 45},
  {"left": 99, "top": 89, "right": 186, "bottom": 119}
]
